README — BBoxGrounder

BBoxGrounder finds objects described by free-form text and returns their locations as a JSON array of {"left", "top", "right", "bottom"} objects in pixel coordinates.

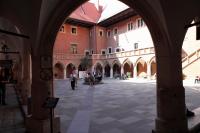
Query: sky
[{"left": 89, "top": 0, "right": 129, "bottom": 22}]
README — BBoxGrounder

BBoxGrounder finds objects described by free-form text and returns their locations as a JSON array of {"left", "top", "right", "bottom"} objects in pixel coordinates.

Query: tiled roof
[
  {"left": 69, "top": 2, "right": 101, "bottom": 23},
  {"left": 69, "top": 1, "right": 129, "bottom": 24}
]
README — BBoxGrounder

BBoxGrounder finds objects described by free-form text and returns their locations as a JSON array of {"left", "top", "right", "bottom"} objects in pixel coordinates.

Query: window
[
  {"left": 101, "top": 50, "right": 106, "bottom": 55},
  {"left": 134, "top": 43, "right": 138, "bottom": 49},
  {"left": 99, "top": 29, "right": 103, "bottom": 37},
  {"left": 70, "top": 44, "right": 77, "bottom": 54},
  {"left": 137, "top": 18, "right": 145, "bottom": 28},
  {"left": 113, "top": 28, "right": 118, "bottom": 35},
  {"left": 115, "top": 48, "right": 120, "bottom": 52},
  {"left": 90, "top": 50, "right": 94, "bottom": 54},
  {"left": 107, "top": 30, "right": 111, "bottom": 37},
  {"left": 59, "top": 25, "right": 65, "bottom": 32},
  {"left": 127, "top": 22, "right": 133, "bottom": 31},
  {"left": 108, "top": 47, "right": 112, "bottom": 54},
  {"left": 71, "top": 26, "right": 77, "bottom": 34},
  {"left": 85, "top": 51, "right": 90, "bottom": 56}
]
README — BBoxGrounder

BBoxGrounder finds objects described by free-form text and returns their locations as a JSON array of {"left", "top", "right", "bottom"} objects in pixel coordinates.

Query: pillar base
[
  {"left": 26, "top": 116, "right": 60, "bottom": 133},
  {"left": 155, "top": 118, "right": 188, "bottom": 133}
]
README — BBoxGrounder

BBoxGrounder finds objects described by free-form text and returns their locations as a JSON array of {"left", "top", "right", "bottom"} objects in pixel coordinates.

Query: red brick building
[{"left": 53, "top": 1, "right": 200, "bottom": 79}]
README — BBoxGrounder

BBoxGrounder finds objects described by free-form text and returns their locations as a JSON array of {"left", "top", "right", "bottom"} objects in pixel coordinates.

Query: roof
[
  {"left": 66, "top": 1, "right": 136, "bottom": 27},
  {"left": 69, "top": 2, "right": 101, "bottom": 23}
]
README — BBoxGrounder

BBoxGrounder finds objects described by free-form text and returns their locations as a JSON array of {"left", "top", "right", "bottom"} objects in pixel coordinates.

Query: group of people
[{"left": 70, "top": 71, "right": 103, "bottom": 90}]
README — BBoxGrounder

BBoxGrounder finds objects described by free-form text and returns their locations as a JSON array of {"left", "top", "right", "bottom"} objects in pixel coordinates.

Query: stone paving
[
  {"left": 54, "top": 79, "right": 200, "bottom": 133},
  {"left": 0, "top": 84, "right": 25, "bottom": 133}
]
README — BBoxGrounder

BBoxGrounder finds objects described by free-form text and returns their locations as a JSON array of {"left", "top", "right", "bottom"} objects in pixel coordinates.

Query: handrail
[{"left": 182, "top": 48, "right": 200, "bottom": 69}]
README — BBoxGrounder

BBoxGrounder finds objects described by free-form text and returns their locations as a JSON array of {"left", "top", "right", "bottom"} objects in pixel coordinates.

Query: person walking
[
  {"left": 70, "top": 74, "right": 76, "bottom": 90},
  {"left": 88, "top": 72, "right": 94, "bottom": 87}
]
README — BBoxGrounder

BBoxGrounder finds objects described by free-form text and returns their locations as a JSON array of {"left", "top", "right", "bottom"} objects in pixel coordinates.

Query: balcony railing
[
  {"left": 54, "top": 47, "right": 155, "bottom": 60},
  {"left": 182, "top": 48, "right": 200, "bottom": 69}
]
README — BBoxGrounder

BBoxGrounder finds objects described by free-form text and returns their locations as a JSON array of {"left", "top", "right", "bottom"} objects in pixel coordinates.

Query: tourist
[
  {"left": 88, "top": 72, "right": 94, "bottom": 87},
  {"left": 70, "top": 74, "right": 76, "bottom": 90}
]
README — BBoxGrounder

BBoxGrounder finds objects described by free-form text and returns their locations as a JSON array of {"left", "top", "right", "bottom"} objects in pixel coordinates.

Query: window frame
[
  {"left": 99, "top": 29, "right": 104, "bottom": 37},
  {"left": 70, "top": 43, "right": 78, "bottom": 54},
  {"left": 71, "top": 26, "right": 77, "bottom": 35},
  {"left": 113, "top": 27, "right": 118, "bottom": 35},
  {"left": 107, "top": 47, "right": 112, "bottom": 54},
  {"left": 101, "top": 49, "right": 106, "bottom": 55}
]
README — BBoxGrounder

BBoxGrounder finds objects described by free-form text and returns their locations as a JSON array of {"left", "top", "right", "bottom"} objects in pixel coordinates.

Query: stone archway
[
  {"left": 124, "top": 62, "right": 133, "bottom": 78},
  {"left": 54, "top": 62, "right": 64, "bottom": 79},
  {"left": 34, "top": 0, "right": 191, "bottom": 132},
  {"left": 136, "top": 59, "right": 147, "bottom": 78},
  {"left": 123, "top": 59, "right": 133, "bottom": 78},
  {"left": 113, "top": 63, "right": 121, "bottom": 78},
  {"left": 104, "top": 64, "right": 111, "bottom": 77},
  {"left": 150, "top": 60, "right": 156, "bottom": 76},
  {"left": 95, "top": 63, "right": 103, "bottom": 74}
]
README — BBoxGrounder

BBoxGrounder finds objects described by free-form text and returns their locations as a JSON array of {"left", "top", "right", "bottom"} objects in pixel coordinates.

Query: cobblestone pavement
[
  {"left": 54, "top": 79, "right": 200, "bottom": 133},
  {"left": 0, "top": 84, "right": 25, "bottom": 133}
]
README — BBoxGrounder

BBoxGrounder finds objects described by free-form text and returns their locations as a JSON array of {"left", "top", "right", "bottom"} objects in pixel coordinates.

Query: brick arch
[
  {"left": 36, "top": 0, "right": 190, "bottom": 132},
  {"left": 54, "top": 62, "right": 65, "bottom": 79},
  {"left": 94, "top": 62, "right": 103, "bottom": 74},
  {"left": 135, "top": 58, "right": 147, "bottom": 77},
  {"left": 66, "top": 63, "right": 76, "bottom": 78},
  {"left": 123, "top": 58, "right": 134, "bottom": 77}
]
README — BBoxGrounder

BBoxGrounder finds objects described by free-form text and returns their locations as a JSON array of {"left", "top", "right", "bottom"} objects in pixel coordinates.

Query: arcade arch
[
  {"left": 149, "top": 57, "right": 156, "bottom": 77},
  {"left": 123, "top": 59, "right": 133, "bottom": 78},
  {"left": 30, "top": 0, "right": 192, "bottom": 132},
  {"left": 66, "top": 63, "right": 76, "bottom": 78},
  {"left": 104, "top": 63, "right": 111, "bottom": 77},
  {"left": 94, "top": 62, "right": 103, "bottom": 74},
  {"left": 136, "top": 58, "right": 147, "bottom": 78},
  {"left": 54, "top": 62, "right": 64, "bottom": 79}
]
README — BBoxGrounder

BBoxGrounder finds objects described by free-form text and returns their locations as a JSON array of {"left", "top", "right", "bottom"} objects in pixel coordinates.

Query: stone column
[
  {"left": 21, "top": 52, "right": 31, "bottom": 105},
  {"left": 26, "top": 55, "right": 60, "bottom": 133},
  {"left": 110, "top": 67, "right": 113, "bottom": 78},
  {"left": 155, "top": 52, "right": 188, "bottom": 133},
  {"left": 121, "top": 65, "right": 124, "bottom": 77},
  {"left": 147, "top": 63, "right": 151, "bottom": 79},
  {"left": 102, "top": 67, "right": 105, "bottom": 78},
  {"left": 63, "top": 68, "right": 66, "bottom": 79},
  {"left": 134, "top": 65, "right": 137, "bottom": 78}
]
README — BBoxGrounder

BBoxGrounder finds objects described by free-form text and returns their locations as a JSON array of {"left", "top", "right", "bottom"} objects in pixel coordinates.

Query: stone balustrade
[{"left": 54, "top": 47, "right": 155, "bottom": 61}]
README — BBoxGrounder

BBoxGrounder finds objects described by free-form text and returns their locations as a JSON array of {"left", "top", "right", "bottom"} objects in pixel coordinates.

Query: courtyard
[{"left": 54, "top": 79, "right": 200, "bottom": 133}]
